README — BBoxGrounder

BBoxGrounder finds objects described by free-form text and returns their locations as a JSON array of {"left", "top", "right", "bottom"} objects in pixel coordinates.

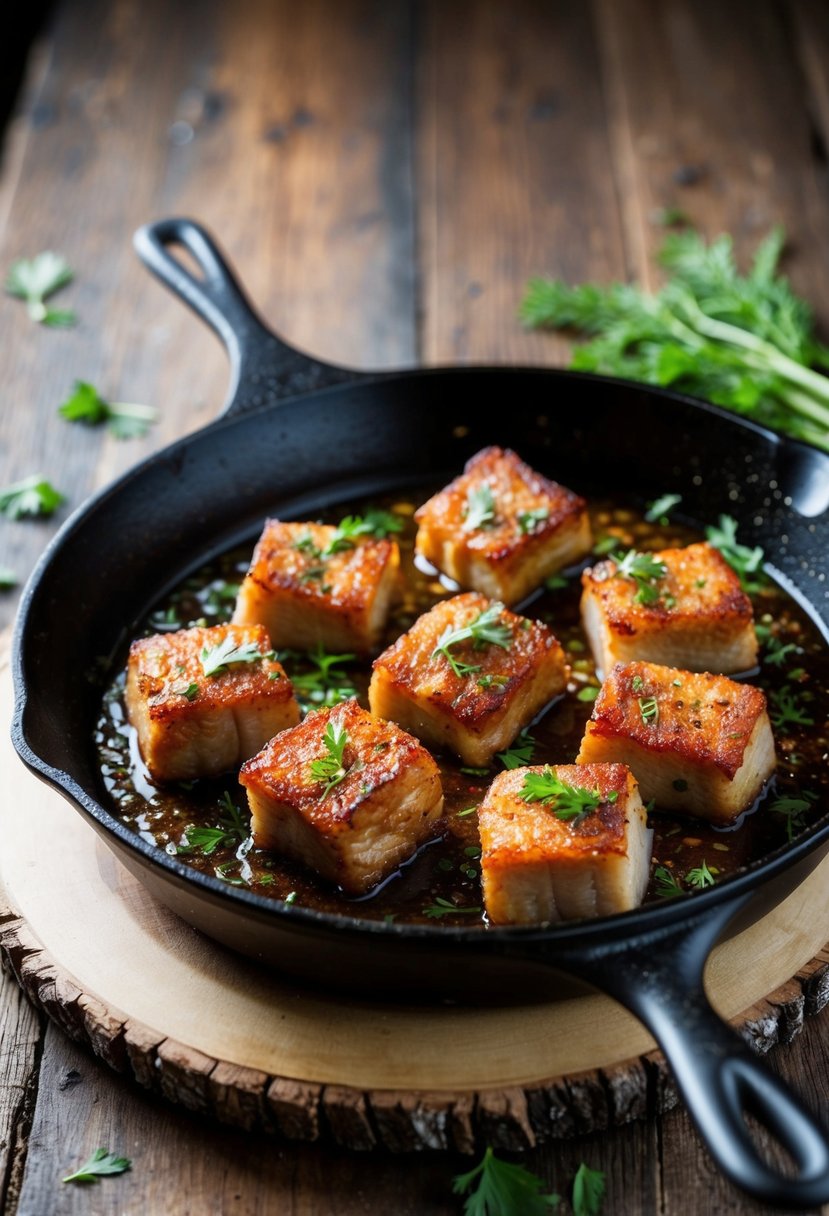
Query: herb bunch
[{"left": 521, "top": 227, "right": 829, "bottom": 450}]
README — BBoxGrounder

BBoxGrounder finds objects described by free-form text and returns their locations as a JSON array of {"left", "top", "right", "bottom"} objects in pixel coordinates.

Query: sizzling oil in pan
[{"left": 96, "top": 491, "right": 829, "bottom": 926}]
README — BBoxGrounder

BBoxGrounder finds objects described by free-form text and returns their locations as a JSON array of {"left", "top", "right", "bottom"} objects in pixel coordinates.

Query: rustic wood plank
[
  {"left": 592, "top": 0, "right": 829, "bottom": 317},
  {"left": 0, "top": 0, "right": 416, "bottom": 630},
  {"left": 0, "top": 967, "right": 42, "bottom": 1216},
  {"left": 417, "top": 0, "right": 627, "bottom": 365}
]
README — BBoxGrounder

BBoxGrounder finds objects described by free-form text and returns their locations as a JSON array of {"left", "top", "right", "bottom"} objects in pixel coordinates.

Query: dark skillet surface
[{"left": 13, "top": 368, "right": 829, "bottom": 987}]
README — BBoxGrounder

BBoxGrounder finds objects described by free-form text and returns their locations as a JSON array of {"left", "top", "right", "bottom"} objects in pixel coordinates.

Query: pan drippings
[{"left": 95, "top": 491, "right": 829, "bottom": 926}]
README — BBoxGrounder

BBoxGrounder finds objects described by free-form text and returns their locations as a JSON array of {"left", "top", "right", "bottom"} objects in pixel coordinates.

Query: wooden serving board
[{"left": 3, "top": 664, "right": 829, "bottom": 1152}]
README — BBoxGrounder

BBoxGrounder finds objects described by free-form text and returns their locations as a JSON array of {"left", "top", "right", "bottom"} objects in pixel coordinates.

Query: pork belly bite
[
  {"left": 414, "top": 446, "right": 591, "bottom": 604},
  {"left": 232, "top": 519, "right": 400, "bottom": 655},
  {"left": 239, "top": 699, "right": 444, "bottom": 894},
  {"left": 369, "top": 592, "right": 569, "bottom": 767},
  {"left": 125, "top": 624, "right": 299, "bottom": 783},
  {"left": 581, "top": 542, "right": 757, "bottom": 678},
  {"left": 479, "top": 763, "right": 651, "bottom": 925},
  {"left": 576, "top": 661, "right": 775, "bottom": 825}
]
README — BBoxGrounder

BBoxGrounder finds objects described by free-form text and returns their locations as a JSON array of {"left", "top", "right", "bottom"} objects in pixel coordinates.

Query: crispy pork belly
[
  {"left": 581, "top": 542, "right": 757, "bottom": 678},
  {"left": 576, "top": 660, "right": 776, "bottom": 825},
  {"left": 125, "top": 624, "right": 299, "bottom": 783},
  {"left": 369, "top": 591, "right": 569, "bottom": 767},
  {"left": 239, "top": 699, "right": 444, "bottom": 894},
  {"left": 479, "top": 763, "right": 651, "bottom": 925},
  {"left": 232, "top": 519, "right": 399, "bottom": 655},
  {"left": 414, "top": 446, "right": 592, "bottom": 604}
]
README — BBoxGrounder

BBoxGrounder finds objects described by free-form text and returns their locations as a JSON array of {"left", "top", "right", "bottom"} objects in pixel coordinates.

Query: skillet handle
[
  {"left": 541, "top": 897, "right": 829, "bottom": 1208},
  {"left": 133, "top": 217, "right": 359, "bottom": 416}
]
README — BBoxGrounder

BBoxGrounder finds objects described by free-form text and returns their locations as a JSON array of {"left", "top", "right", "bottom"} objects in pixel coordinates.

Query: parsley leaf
[
  {"left": 453, "top": 1148, "right": 559, "bottom": 1216},
  {"left": 309, "top": 719, "right": 354, "bottom": 797},
  {"left": 769, "top": 791, "right": 817, "bottom": 842},
  {"left": 59, "top": 380, "right": 157, "bottom": 440},
  {"left": 769, "top": 686, "right": 814, "bottom": 729},
  {"left": 614, "top": 548, "right": 668, "bottom": 605},
  {"left": 519, "top": 767, "right": 616, "bottom": 822},
  {"left": 654, "top": 865, "right": 684, "bottom": 899},
  {"left": 423, "top": 897, "right": 482, "bottom": 920},
  {"left": 517, "top": 507, "right": 549, "bottom": 534},
  {"left": 62, "top": 1147, "right": 131, "bottom": 1184},
  {"left": 0, "top": 567, "right": 18, "bottom": 590},
  {"left": 281, "top": 644, "right": 357, "bottom": 710},
  {"left": 704, "top": 514, "right": 765, "bottom": 589},
  {"left": 7, "top": 251, "right": 76, "bottom": 326},
  {"left": 645, "top": 493, "right": 682, "bottom": 524},
  {"left": 432, "top": 601, "right": 513, "bottom": 678},
  {"left": 763, "top": 636, "right": 799, "bottom": 668},
  {"left": 0, "top": 475, "right": 64, "bottom": 519},
  {"left": 497, "top": 729, "right": 536, "bottom": 770},
  {"left": 572, "top": 1163, "right": 606, "bottom": 1216},
  {"left": 200, "top": 636, "right": 267, "bottom": 677},
  {"left": 521, "top": 228, "right": 829, "bottom": 451},
  {"left": 323, "top": 509, "right": 403, "bottom": 554},
  {"left": 686, "top": 859, "right": 718, "bottom": 889},
  {"left": 464, "top": 482, "right": 497, "bottom": 531},
  {"left": 178, "top": 792, "right": 248, "bottom": 856}
]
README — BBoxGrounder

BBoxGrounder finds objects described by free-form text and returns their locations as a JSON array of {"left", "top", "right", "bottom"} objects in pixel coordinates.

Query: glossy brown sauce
[{"left": 96, "top": 491, "right": 829, "bottom": 926}]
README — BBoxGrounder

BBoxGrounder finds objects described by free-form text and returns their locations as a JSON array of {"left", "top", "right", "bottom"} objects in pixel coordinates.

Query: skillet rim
[{"left": 11, "top": 364, "right": 829, "bottom": 949}]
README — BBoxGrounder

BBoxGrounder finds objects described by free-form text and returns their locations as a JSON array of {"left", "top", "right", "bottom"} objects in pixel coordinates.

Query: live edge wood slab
[{"left": 4, "top": 667, "right": 829, "bottom": 1153}]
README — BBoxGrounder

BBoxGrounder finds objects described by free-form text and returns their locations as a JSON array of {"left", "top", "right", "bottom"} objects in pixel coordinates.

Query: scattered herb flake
[
  {"left": 517, "top": 507, "right": 549, "bottom": 534},
  {"left": 768, "top": 791, "right": 817, "bottom": 842},
  {"left": 59, "top": 380, "right": 158, "bottom": 439},
  {"left": 497, "top": 729, "right": 536, "bottom": 770},
  {"left": 62, "top": 1147, "right": 131, "bottom": 1185},
  {"left": 645, "top": 493, "right": 682, "bottom": 524},
  {"left": 654, "top": 865, "right": 683, "bottom": 898},
  {"left": 638, "top": 696, "right": 659, "bottom": 726},
  {"left": 433, "top": 601, "right": 513, "bottom": 678},
  {"left": 577, "top": 686, "right": 599, "bottom": 702},
  {"left": 463, "top": 482, "right": 497, "bottom": 531},
  {"left": 423, "top": 897, "right": 482, "bottom": 920},
  {"left": 0, "top": 567, "right": 18, "bottom": 590},
  {"left": 705, "top": 514, "right": 765, "bottom": 590},
  {"left": 686, "top": 860, "right": 718, "bottom": 890},
  {"left": 0, "top": 475, "right": 64, "bottom": 520},
  {"left": 614, "top": 548, "right": 668, "bottom": 605},
  {"left": 200, "top": 636, "right": 267, "bottom": 677},
  {"left": 7, "top": 251, "right": 75, "bottom": 326}
]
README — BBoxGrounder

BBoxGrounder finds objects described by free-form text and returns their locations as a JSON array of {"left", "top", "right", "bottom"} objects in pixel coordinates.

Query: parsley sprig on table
[
  {"left": 519, "top": 767, "right": 617, "bottom": 823},
  {"left": 453, "top": 1148, "right": 559, "bottom": 1215},
  {"left": 0, "top": 475, "right": 64, "bottom": 519},
  {"left": 6, "top": 251, "right": 76, "bottom": 326},
  {"left": 521, "top": 227, "right": 829, "bottom": 450},
  {"left": 62, "top": 1147, "right": 131, "bottom": 1185},
  {"left": 433, "top": 601, "right": 513, "bottom": 678},
  {"left": 59, "top": 380, "right": 158, "bottom": 439}
]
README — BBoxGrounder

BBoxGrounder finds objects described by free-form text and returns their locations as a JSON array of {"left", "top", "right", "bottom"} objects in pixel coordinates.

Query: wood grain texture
[{"left": 0, "top": 965, "right": 42, "bottom": 1216}]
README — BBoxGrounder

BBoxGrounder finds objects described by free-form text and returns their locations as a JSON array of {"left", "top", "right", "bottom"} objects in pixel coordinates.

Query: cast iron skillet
[{"left": 12, "top": 218, "right": 829, "bottom": 1206}]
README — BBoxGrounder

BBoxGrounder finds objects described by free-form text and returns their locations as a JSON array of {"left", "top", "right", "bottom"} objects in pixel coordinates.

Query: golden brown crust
[
  {"left": 582, "top": 661, "right": 767, "bottom": 779},
  {"left": 128, "top": 624, "right": 294, "bottom": 721},
  {"left": 239, "top": 699, "right": 441, "bottom": 833},
  {"left": 478, "top": 763, "right": 637, "bottom": 866},
  {"left": 414, "top": 447, "right": 591, "bottom": 602},
  {"left": 370, "top": 592, "right": 568, "bottom": 730}
]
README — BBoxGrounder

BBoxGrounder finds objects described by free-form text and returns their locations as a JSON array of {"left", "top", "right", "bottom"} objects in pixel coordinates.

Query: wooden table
[{"left": 2, "top": 1, "right": 829, "bottom": 1212}]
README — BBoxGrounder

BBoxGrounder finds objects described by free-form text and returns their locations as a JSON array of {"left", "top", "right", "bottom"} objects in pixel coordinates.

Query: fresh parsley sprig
[
  {"left": 645, "top": 493, "right": 682, "bottom": 524},
  {"left": 517, "top": 507, "right": 549, "bottom": 534},
  {"left": 519, "top": 767, "right": 617, "bottom": 822},
  {"left": 686, "top": 859, "right": 718, "bottom": 890},
  {"left": 324, "top": 509, "right": 403, "bottom": 554},
  {"left": 200, "top": 636, "right": 270, "bottom": 677},
  {"left": 497, "top": 729, "right": 536, "bottom": 770},
  {"left": 59, "top": 380, "right": 158, "bottom": 440},
  {"left": 309, "top": 719, "right": 358, "bottom": 797},
  {"left": 7, "top": 251, "right": 76, "bottom": 326},
  {"left": 521, "top": 227, "right": 829, "bottom": 450},
  {"left": 572, "top": 1163, "right": 606, "bottom": 1216},
  {"left": 62, "top": 1147, "right": 131, "bottom": 1184},
  {"left": 432, "top": 602, "right": 513, "bottom": 678},
  {"left": 654, "top": 865, "right": 684, "bottom": 899},
  {"left": 423, "top": 896, "right": 482, "bottom": 920},
  {"left": 281, "top": 644, "right": 358, "bottom": 710},
  {"left": 178, "top": 792, "right": 248, "bottom": 856},
  {"left": 769, "top": 791, "right": 817, "bottom": 842},
  {"left": 464, "top": 483, "right": 497, "bottom": 531},
  {"left": 704, "top": 514, "right": 765, "bottom": 590},
  {"left": 769, "top": 686, "right": 814, "bottom": 729},
  {"left": 453, "top": 1147, "right": 560, "bottom": 1215},
  {"left": 614, "top": 548, "right": 668, "bottom": 605},
  {"left": 0, "top": 475, "right": 64, "bottom": 519}
]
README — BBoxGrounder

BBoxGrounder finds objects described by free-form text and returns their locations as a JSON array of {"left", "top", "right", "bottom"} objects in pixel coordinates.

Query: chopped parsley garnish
[
  {"left": 769, "top": 686, "right": 814, "bottom": 729},
  {"left": 631, "top": 675, "right": 644, "bottom": 693},
  {"left": 638, "top": 696, "right": 659, "bottom": 725},
  {"left": 577, "top": 685, "right": 599, "bottom": 702},
  {"left": 59, "top": 380, "right": 157, "bottom": 439},
  {"left": 519, "top": 767, "right": 616, "bottom": 822},
  {"left": 309, "top": 719, "right": 356, "bottom": 797},
  {"left": 6, "top": 251, "right": 76, "bottom": 326},
  {"left": 324, "top": 509, "right": 403, "bottom": 553},
  {"left": 477, "top": 673, "right": 510, "bottom": 690},
  {"left": 453, "top": 1147, "right": 560, "bottom": 1216},
  {"left": 497, "top": 729, "right": 536, "bottom": 770},
  {"left": 686, "top": 860, "right": 718, "bottom": 890},
  {"left": 463, "top": 482, "right": 496, "bottom": 531},
  {"left": 654, "top": 866, "right": 684, "bottom": 899},
  {"left": 281, "top": 644, "right": 357, "bottom": 709},
  {"left": 423, "top": 897, "right": 482, "bottom": 919},
  {"left": 644, "top": 493, "right": 682, "bottom": 524},
  {"left": 200, "top": 635, "right": 267, "bottom": 677},
  {"left": 614, "top": 548, "right": 669, "bottom": 605},
  {"left": 769, "top": 791, "right": 817, "bottom": 842},
  {"left": 432, "top": 601, "right": 513, "bottom": 678},
  {"left": 593, "top": 535, "right": 618, "bottom": 556},
  {"left": 293, "top": 533, "right": 323, "bottom": 558},
  {"left": 705, "top": 514, "right": 765, "bottom": 590},
  {"left": 763, "top": 636, "right": 799, "bottom": 667},
  {"left": 544, "top": 573, "right": 569, "bottom": 590},
  {"left": 62, "top": 1148, "right": 131, "bottom": 1185},
  {"left": 517, "top": 507, "right": 549, "bottom": 534},
  {"left": 178, "top": 792, "right": 248, "bottom": 856},
  {"left": 457, "top": 805, "right": 479, "bottom": 818},
  {"left": 0, "top": 475, "right": 64, "bottom": 519},
  {"left": 174, "top": 682, "right": 199, "bottom": 701}
]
